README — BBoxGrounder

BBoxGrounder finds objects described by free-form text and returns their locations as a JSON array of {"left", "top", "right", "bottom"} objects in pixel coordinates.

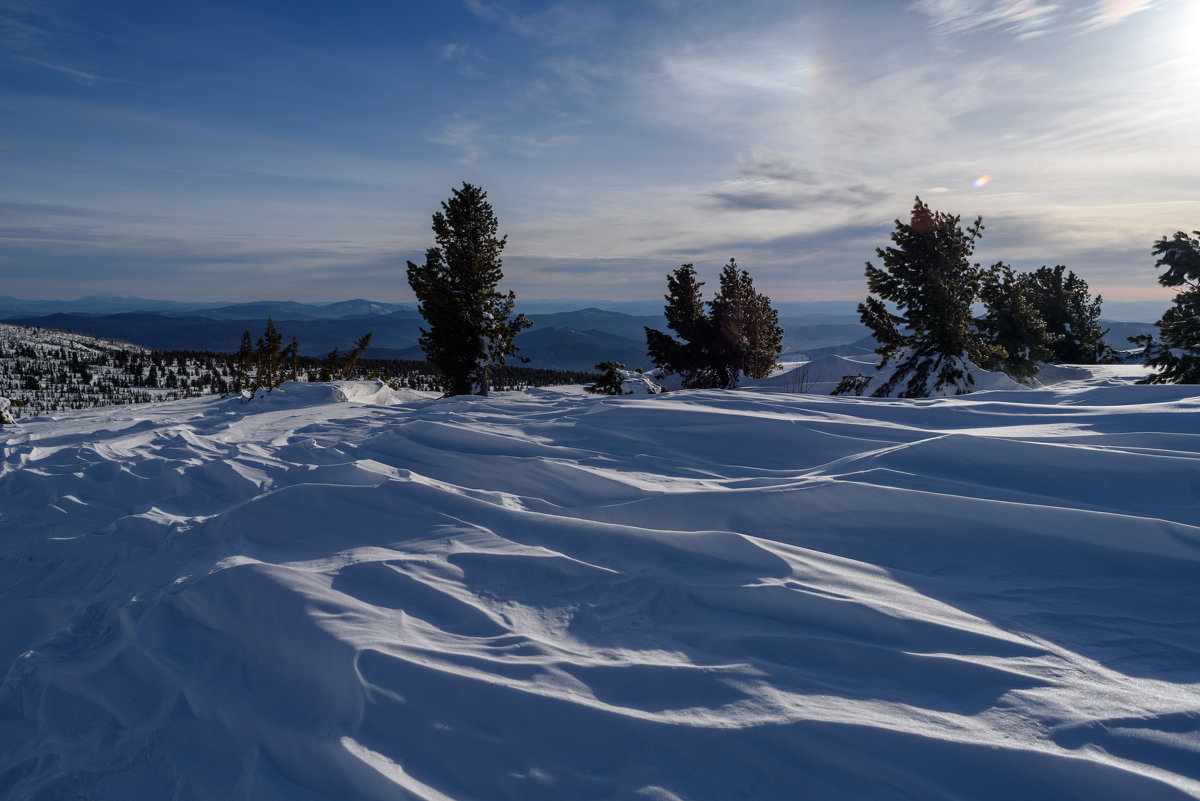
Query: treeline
[
  {"left": 0, "top": 323, "right": 598, "bottom": 421},
  {"left": 226, "top": 318, "right": 598, "bottom": 396}
]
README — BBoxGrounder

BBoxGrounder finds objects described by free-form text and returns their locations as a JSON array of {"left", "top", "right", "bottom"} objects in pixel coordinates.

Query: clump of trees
[
  {"left": 407, "top": 183, "right": 532, "bottom": 396},
  {"left": 836, "top": 197, "right": 1112, "bottom": 398},
  {"left": 976, "top": 263, "right": 1053, "bottom": 382},
  {"left": 1024, "top": 265, "right": 1110, "bottom": 364},
  {"left": 232, "top": 318, "right": 304, "bottom": 395},
  {"left": 644, "top": 259, "right": 783, "bottom": 389},
  {"left": 314, "top": 332, "right": 374, "bottom": 382},
  {"left": 1132, "top": 230, "right": 1200, "bottom": 383}
]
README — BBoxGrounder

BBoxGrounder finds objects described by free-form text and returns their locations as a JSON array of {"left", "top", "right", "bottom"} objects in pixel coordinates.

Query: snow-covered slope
[
  {"left": 0, "top": 323, "right": 222, "bottom": 418},
  {"left": 2, "top": 370, "right": 1199, "bottom": 800}
]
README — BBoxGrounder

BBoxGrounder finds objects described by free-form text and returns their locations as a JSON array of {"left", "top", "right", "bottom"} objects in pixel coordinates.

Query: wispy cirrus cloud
[
  {"left": 0, "top": 200, "right": 196, "bottom": 225},
  {"left": 910, "top": 0, "right": 1060, "bottom": 37},
  {"left": 910, "top": 0, "right": 1159, "bottom": 38},
  {"left": 1079, "top": 0, "right": 1159, "bottom": 31},
  {"left": 0, "top": 0, "right": 119, "bottom": 83},
  {"left": 428, "top": 119, "right": 491, "bottom": 164},
  {"left": 13, "top": 55, "right": 117, "bottom": 84}
]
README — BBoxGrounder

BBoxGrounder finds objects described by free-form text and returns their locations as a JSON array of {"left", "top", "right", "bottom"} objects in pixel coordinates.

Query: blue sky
[{"left": 1, "top": 0, "right": 1196, "bottom": 304}]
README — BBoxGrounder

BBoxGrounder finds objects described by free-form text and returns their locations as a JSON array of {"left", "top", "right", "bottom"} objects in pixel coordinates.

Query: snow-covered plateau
[{"left": 2, "top": 365, "right": 1199, "bottom": 800}]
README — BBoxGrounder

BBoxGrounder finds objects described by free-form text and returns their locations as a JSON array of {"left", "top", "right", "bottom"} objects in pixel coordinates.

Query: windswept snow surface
[{"left": 3, "top": 373, "right": 1200, "bottom": 800}]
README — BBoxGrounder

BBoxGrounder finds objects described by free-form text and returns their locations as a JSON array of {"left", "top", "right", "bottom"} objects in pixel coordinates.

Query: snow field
[{"left": 1, "top": 371, "right": 1199, "bottom": 800}]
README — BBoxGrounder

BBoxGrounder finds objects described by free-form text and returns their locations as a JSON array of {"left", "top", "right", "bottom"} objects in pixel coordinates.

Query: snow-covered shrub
[{"left": 586, "top": 362, "right": 665, "bottom": 395}]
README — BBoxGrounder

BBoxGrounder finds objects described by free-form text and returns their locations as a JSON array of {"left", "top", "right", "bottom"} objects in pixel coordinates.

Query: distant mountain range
[
  {"left": 0, "top": 294, "right": 1159, "bottom": 372},
  {"left": 0, "top": 295, "right": 416, "bottom": 321}
]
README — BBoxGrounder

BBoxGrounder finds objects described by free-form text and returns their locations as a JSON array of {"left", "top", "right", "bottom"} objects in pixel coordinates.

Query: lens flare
[{"left": 972, "top": 174, "right": 992, "bottom": 189}]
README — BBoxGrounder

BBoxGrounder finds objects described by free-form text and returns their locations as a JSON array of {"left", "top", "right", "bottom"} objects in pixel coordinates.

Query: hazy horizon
[{"left": 0, "top": 290, "right": 1173, "bottom": 323}]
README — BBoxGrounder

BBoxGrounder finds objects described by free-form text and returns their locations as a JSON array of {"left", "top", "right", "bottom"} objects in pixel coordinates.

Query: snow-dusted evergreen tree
[
  {"left": 645, "top": 264, "right": 716, "bottom": 388},
  {"left": 708, "top": 259, "right": 784, "bottom": 383},
  {"left": 256, "top": 317, "right": 283, "bottom": 390},
  {"left": 341, "top": 332, "right": 372, "bottom": 379},
  {"left": 0, "top": 396, "right": 15, "bottom": 424},
  {"left": 1023, "top": 265, "right": 1111, "bottom": 363},
  {"left": 1134, "top": 230, "right": 1200, "bottom": 384},
  {"left": 234, "top": 330, "right": 254, "bottom": 393},
  {"left": 836, "top": 198, "right": 989, "bottom": 397},
  {"left": 645, "top": 260, "right": 783, "bottom": 389},
  {"left": 977, "top": 263, "right": 1053, "bottom": 382},
  {"left": 406, "top": 183, "right": 532, "bottom": 396},
  {"left": 318, "top": 348, "right": 339, "bottom": 382},
  {"left": 281, "top": 335, "right": 300, "bottom": 382}
]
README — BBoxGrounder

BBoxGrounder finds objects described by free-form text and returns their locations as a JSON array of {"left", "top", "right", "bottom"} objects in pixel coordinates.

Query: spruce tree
[
  {"left": 318, "top": 348, "right": 339, "bottom": 382},
  {"left": 406, "top": 183, "right": 532, "bottom": 396},
  {"left": 280, "top": 335, "right": 300, "bottom": 383},
  {"left": 341, "top": 332, "right": 372, "bottom": 379},
  {"left": 1023, "top": 265, "right": 1111, "bottom": 363},
  {"left": 1135, "top": 230, "right": 1200, "bottom": 383},
  {"left": 234, "top": 330, "right": 254, "bottom": 393},
  {"left": 977, "top": 263, "right": 1053, "bottom": 382},
  {"left": 645, "top": 260, "right": 783, "bottom": 389},
  {"left": 256, "top": 317, "right": 283, "bottom": 390},
  {"left": 837, "top": 198, "right": 988, "bottom": 397},
  {"left": 708, "top": 259, "right": 784, "bottom": 382},
  {"left": 646, "top": 264, "right": 719, "bottom": 387}
]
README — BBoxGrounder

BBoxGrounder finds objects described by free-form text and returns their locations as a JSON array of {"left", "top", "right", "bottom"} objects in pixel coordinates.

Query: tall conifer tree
[
  {"left": 256, "top": 317, "right": 283, "bottom": 390},
  {"left": 406, "top": 183, "right": 531, "bottom": 396},
  {"left": 837, "top": 198, "right": 988, "bottom": 397},
  {"left": 234, "top": 330, "right": 254, "bottom": 393}
]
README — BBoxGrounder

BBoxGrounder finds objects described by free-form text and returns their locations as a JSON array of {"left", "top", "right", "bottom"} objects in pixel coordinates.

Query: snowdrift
[{"left": 2, "top": 367, "right": 1200, "bottom": 800}]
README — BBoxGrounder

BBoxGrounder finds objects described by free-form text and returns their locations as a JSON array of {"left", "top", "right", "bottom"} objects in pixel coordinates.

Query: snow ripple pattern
[{"left": 1, "top": 376, "right": 1199, "bottom": 800}]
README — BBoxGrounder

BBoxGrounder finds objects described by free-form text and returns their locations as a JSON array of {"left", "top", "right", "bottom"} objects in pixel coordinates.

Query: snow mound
[
  {"left": 241, "top": 380, "right": 431, "bottom": 408},
  {"left": 2, "top": 374, "right": 1200, "bottom": 800},
  {"left": 1032, "top": 363, "right": 1095, "bottom": 385},
  {"left": 748, "top": 354, "right": 877, "bottom": 394}
]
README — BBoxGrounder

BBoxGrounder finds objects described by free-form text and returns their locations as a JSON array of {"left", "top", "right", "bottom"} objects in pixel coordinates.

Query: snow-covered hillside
[
  {"left": 0, "top": 323, "right": 227, "bottom": 418},
  {"left": 2, "top": 367, "right": 1199, "bottom": 800}
]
